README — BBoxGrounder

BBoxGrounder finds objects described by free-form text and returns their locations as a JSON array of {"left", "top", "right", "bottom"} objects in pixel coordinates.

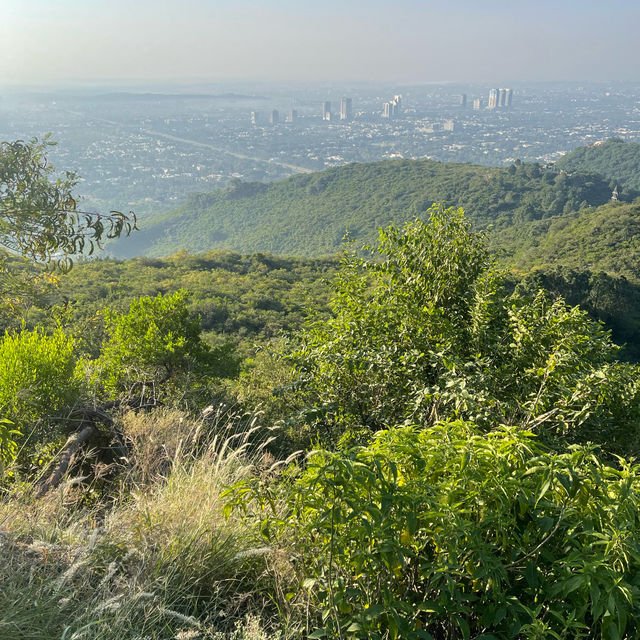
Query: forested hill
[
  {"left": 555, "top": 138, "right": 640, "bottom": 191},
  {"left": 502, "top": 200, "right": 640, "bottom": 280},
  {"left": 112, "top": 158, "right": 628, "bottom": 258}
]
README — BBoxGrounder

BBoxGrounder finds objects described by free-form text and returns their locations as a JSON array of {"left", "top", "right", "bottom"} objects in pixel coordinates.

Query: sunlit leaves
[
  {"left": 0, "top": 137, "right": 136, "bottom": 268},
  {"left": 0, "top": 326, "right": 83, "bottom": 465},
  {"left": 290, "top": 205, "right": 640, "bottom": 453},
  {"left": 242, "top": 423, "right": 640, "bottom": 639},
  {"left": 93, "top": 290, "right": 236, "bottom": 400}
]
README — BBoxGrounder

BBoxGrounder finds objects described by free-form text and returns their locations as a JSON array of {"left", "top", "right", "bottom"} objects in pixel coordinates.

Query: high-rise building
[
  {"left": 286, "top": 109, "right": 298, "bottom": 123},
  {"left": 340, "top": 97, "right": 353, "bottom": 120},
  {"left": 322, "top": 101, "right": 331, "bottom": 121},
  {"left": 269, "top": 109, "right": 279, "bottom": 125},
  {"left": 444, "top": 120, "right": 455, "bottom": 131},
  {"left": 504, "top": 88, "right": 513, "bottom": 108},
  {"left": 459, "top": 93, "right": 467, "bottom": 108},
  {"left": 488, "top": 88, "right": 513, "bottom": 109},
  {"left": 382, "top": 94, "right": 402, "bottom": 118},
  {"left": 250, "top": 111, "right": 260, "bottom": 126},
  {"left": 473, "top": 98, "right": 482, "bottom": 110}
]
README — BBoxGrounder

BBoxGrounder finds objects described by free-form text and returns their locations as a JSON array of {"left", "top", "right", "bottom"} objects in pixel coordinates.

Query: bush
[
  {"left": 247, "top": 422, "right": 640, "bottom": 639},
  {"left": 291, "top": 206, "right": 640, "bottom": 454},
  {"left": 0, "top": 326, "right": 82, "bottom": 465},
  {"left": 94, "top": 290, "right": 238, "bottom": 402}
]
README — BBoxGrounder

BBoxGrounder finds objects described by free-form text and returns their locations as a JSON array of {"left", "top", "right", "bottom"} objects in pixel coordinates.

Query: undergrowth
[{"left": 0, "top": 407, "right": 292, "bottom": 640}]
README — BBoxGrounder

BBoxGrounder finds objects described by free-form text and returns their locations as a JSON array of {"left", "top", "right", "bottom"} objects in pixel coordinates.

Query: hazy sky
[{"left": 1, "top": 0, "right": 639, "bottom": 86}]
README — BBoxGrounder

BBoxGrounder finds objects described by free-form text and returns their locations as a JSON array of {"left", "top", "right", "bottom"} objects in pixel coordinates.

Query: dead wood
[{"left": 36, "top": 406, "right": 128, "bottom": 496}]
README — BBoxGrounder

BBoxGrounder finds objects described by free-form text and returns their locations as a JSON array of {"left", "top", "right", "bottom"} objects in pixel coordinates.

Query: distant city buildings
[
  {"left": 22, "top": 82, "right": 638, "bottom": 211},
  {"left": 322, "top": 101, "right": 331, "bottom": 121},
  {"left": 505, "top": 88, "right": 513, "bottom": 108},
  {"left": 488, "top": 88, "right": 513, "bottom": 109},
  {"left": 286, "top": 109, "right": 298, "bottom": 123},
  {"left": 270, "top": 109, "right": 279, "bottom": 125},
  {"left": 444, "top": 120, "right": 455, "bottom": 131},
  {"left": 459, "top": 94, "right": 467, "bottom": 108},
  {"left": 382, "top": 94, "right": 402, "bottom": 118},
  {"left": 340, "top": 97, "right": 353, "bottom": 120}
]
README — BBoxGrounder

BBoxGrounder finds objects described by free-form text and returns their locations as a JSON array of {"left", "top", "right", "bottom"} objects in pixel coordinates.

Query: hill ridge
[{"left": 113, "top": 157, "right": 631, "bottom": 258}]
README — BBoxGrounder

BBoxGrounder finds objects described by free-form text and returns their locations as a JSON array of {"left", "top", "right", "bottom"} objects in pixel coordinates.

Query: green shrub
[
  {"left": 0, "top": 326, "right": 82, "bottom": 465},
  {"left": 291, "top": 206, "right": 640, "bottom": 454},
  {"left": 245, "top": 422, "right": 640, "bottom": 639},
  {"left": 93, "top": 290, "right": 238, "bottom": 401}
]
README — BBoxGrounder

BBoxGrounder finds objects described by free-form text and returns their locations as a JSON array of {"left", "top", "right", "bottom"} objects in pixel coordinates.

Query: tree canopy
[
  {"left": 555, "top": 137, "right": 640, "bottom": 192},
  {"left": 290, "top": 205, "right": 640, "bottom": 454},
  {"left": 110, "top": 158, "right": 625, "bottom": 258},
  {"left": 0, "top": 136, "right": 136, "bottom": 268}
]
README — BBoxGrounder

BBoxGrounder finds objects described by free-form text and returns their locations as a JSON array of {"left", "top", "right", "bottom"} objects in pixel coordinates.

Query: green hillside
[
  {"left": 10, "top": 137, "right": 640, "bottom": 640},
  {"left": 504, "top": 200, "right": 640, "bottom": 280},
  {"left": 555, "top": 137, "right": 640, "bottom": 191},
  {"left": 112, "top": 158, "right": 627, "bottom": 258},
  {"left": 12, "top": 242, "right": 640, "bottom": 363}
]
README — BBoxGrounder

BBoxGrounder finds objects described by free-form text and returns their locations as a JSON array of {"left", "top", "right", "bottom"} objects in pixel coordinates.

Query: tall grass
[{"left": 0, "top": 407, "right": 290, "bottom": 639}]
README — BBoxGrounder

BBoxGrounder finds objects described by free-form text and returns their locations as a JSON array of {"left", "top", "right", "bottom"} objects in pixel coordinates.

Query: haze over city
[{"left": 1, "top": 0, "right": 640, "bottom": 86}]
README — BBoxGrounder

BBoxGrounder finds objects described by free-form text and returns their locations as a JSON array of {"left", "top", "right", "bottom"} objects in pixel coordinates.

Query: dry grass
[{"left": 0, "top": 407, "right": 295, "bottom": 640}]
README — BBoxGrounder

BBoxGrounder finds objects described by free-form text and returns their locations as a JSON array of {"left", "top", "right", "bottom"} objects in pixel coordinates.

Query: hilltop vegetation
[
  {"left": 113, "top": 158, "right": 628, "bottom": 257},
  {"left": 556, "top": 137, "right": 640, "bottom": 191},
  {"left": 502, "top": 200, "right": 640, "bottom": 280},
  {"left": 7, "top": 140, "right": 640, "bottom": 639},
  {"left": 6, "top": 208, "right": 640, "bottom": 639},
  {"left": 7, "top": 244, "right": 640, "bottom": 364},
  {"left": 10, "top": 251, "right": 336, "bottom": 361}
]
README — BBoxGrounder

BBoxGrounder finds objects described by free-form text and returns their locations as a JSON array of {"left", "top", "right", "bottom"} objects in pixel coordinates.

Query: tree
[
  {"left": 93, "top": 290, "right": 238, "bottom": 403},
  {"left": 0, "top": 137, "right": 136, "bottom": 471},
  {"left": 291, "top": 205, "right": 640, "bottom": 453},
  {"left": 0, "top": 136, "right": 136, "bottom": 268}
]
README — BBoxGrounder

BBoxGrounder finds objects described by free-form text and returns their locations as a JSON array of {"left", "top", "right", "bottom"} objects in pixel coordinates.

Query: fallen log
[
  {"left": 37, "top": 423, "right": 95, "bottom": 496},
  {"left": 36, "top": 406, "right": 128, "bottom": 496}
]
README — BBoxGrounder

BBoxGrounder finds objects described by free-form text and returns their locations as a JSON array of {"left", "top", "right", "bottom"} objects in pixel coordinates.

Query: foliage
[
  {"left": 555, "top": 137, "right": 640, "bottom": 192},
  {"left": 0, "top": 136, "right": 136, "bottom": 431},
  {"left": 5, "top": 140, "right": 640, "bottom": 640},
  {"left": 0, "top": 326, "right": 83, "bottom": 463},
  {"left": 10, "top": 246, "right": 640, "bottom": 369},
  {"left": 112, "top": 158, "right": 623, "bottom": 258},
  {"left": 502, "top": 200, "right": 640, "bottom": 281},
  {"left": 0, "top": 409, "right": 285, "bottom": 640},
  {"left": 247, "top": 422, "right": 640, "bottom": 639},
  {"left": 515, "top": 266, "right": 640, "bottom": 362},
  {"left": 291, "top": 206, "right": 640, "bottom": 453},
  {"left": 94, "top": 290, "right": 237, "bottom": 400},
  {"left": 0, "top": 136, "right": 135, "bottom": 268},
  {"left": 7, "top": 250, "right": 336, "bottom": 362}
]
